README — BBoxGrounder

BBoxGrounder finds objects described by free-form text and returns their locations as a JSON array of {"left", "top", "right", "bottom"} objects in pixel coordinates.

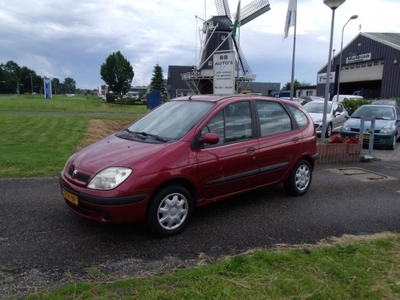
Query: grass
[
  {"left": 0, "top": 93, "right": 148, "bottom": 113},
  {"left": 0, "top": 94, "right": 142, "bottom": 177},
  {"left": 25, "top": 233, "right": 400, "bottom": 299},
  {"left": 2, "top": 94, "right": 400, "bottom": 299}
]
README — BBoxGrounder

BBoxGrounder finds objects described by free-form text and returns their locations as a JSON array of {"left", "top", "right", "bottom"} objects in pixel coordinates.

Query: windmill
[{"left": 182, "top": 0, "right": 271, "bottom": 94}]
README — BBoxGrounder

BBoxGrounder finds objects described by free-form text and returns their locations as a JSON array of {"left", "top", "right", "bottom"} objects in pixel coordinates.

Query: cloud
[{"left": 0, "top": 0, "right": 399, "bottom": 89}]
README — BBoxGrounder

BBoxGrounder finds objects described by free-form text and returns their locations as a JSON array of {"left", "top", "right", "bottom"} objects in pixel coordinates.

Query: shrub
[
  {"left": 329, "top": 135, "right": 359, "bottom": 144},
  {"left": 342, "top": 99, "right": 372, "bottom": 115}
]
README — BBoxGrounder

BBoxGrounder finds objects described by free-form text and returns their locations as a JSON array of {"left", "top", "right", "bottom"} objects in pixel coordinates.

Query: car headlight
[
  {"left": 379, "top": 125, "right": 394, "bottom": 133},
  {"left": 342, "top": 122, "right": 351, "bottom": 131},
  {"left": 88, "top": 167, "right": 132, "bottom": 190}
]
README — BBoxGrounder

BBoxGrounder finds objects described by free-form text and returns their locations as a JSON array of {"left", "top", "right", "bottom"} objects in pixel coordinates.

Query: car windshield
[
  {"left": 303, "top": 102, "right": 332, "bottom": 113},
  {"left": 352, "top": 106, "right": 394, "bottom": 120},
  {"left": 123, "top": 100, "right": 215, "bottom": 141}
]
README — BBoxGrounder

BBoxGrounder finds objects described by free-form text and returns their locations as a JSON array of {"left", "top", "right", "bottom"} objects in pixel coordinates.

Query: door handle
[
  {"left": 292, "top": 137, "right": 299, "bottom": 143},
  {"left": 247, "top": 147, "right": 256, "bottom": 154}
]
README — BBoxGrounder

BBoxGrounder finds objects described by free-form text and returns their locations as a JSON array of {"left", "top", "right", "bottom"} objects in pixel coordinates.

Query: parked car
[
  {"left": 341, "top": 104, "right": 400, "bottom": 150},
  {"left": 371, "top": 99, "right": 400, "bottom": 107},
  {"left": 331, "top": 94, "right": 363, "bottom": 102},
  {"left": 303, "top": 100, "right": 349, "bottom": 137},
  {"left": 301, "top": 96, "right": 325, "bottom": 102},
  {"left": 60, "top": 95, "right": 318, "bottom": 237}
]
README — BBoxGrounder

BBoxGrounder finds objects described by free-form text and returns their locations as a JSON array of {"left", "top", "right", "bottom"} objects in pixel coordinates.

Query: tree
[
  {"left": 100, "top": 51, "right": 134, "bottom": 99},
  {"left": 281, "top": 80, "right": 301, "bottom": 91},
  {"left": 63, "top": 77, "right": 76, "bottom": 93},
  {"left": 149, "top": 63, "right": 167, "bottom": 101},
  {"left": 282, "top": 80, "right": 312, "bottom": 91},
  {"left": 150, "top": 64, "right": 165, "bottom": 92}
]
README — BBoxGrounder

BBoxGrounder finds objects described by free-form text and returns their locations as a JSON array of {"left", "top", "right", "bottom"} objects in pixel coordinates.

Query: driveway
[{"left": 1, "top": 146, "right": 400, "bottom": 298}]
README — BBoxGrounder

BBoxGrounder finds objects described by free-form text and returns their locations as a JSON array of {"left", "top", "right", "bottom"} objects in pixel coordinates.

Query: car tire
[
  {"left": 388, "top": 135, "right": 396, "bottom": 150},
  {"left": 325, "top": 123, "right": 332, "bottom": 138},
  {"left": 284, "top": 159, "right": 312, "bottom": 196},
  {"left": 146, "top": 185, "right": 193, "bottom": 237}
]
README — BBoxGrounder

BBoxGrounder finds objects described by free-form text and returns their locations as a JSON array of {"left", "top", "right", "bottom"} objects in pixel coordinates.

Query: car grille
[{"left": 68, "top": 167, "right": 91, "bottom": 183}]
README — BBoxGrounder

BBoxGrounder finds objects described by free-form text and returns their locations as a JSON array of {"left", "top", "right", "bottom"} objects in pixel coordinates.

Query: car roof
[
  {"left": 171, "top": 94, "right": 291, "bottom": 104},
  {"left": 371, "top": 99, "right": 399, "bottom": 105}
]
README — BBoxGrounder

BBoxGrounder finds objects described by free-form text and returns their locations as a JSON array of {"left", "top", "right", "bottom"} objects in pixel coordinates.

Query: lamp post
[
  {"left": 321, "top": 0, "right": 346, "bottom": 143},
  {"left": 336, "top": 14, "right": 358, "bottom": 102}
]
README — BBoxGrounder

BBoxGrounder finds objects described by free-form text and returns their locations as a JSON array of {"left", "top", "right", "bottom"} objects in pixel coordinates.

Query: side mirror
[{"left": 199, "top": 133, "right": 219, "bottom": 145}]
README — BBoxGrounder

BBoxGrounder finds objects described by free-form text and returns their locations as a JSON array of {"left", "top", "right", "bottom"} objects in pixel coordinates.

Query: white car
[
  {"left": 303, "top": 100, "right": 349, "bottom": 137},
  {"left": 331, "top": 94, "right": 363, "bottom": 102}
]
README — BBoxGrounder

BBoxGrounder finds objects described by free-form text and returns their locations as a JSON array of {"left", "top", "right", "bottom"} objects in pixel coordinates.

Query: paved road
[{"left": 1, "top": 148, "right": 400, "bottom": 298}]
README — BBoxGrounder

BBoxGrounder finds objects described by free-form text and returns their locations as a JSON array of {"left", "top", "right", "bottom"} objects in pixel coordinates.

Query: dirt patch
[{"left": 76, "top": 119, "right": 133, "bottom": 151}]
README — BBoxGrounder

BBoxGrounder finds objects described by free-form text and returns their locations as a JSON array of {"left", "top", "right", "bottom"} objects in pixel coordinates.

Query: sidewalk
[{"left": 362, "top": 144, "right": 400, "bottom": 161}]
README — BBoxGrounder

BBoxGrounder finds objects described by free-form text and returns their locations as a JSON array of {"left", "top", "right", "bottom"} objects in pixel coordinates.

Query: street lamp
[
  {"left": 336, "top": 14, "right": 358, "bottom": 101},
  {"left": 321, "top": 0, "right": 346, "bottom": 143}
]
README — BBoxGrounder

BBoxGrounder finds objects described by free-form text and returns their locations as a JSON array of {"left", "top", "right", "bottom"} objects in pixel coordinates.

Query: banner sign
[
  {"left": 44, "top": 78, "right": 52, "bottom": 99},
  {"left": 317, "top": 72, "right": 335, "bottom": 84},
  {"left": 346, "top": 53, "right": 371, "bottom": 64},
  {"left": 213, "top": 51, "right": 235, "bottom": 94}
]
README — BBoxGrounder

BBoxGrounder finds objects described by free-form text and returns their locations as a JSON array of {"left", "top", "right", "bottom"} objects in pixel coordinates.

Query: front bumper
[
  {"left": 340, "top": 131, "right": 394, "bottom": 147},
  {"left": 60, "top": 179, "right": 149, "bottom": 224}
]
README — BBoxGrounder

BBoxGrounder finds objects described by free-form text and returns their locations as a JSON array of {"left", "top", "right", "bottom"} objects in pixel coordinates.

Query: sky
[{"left": 1, "top": 0, "right": 400, "bottom": 90}]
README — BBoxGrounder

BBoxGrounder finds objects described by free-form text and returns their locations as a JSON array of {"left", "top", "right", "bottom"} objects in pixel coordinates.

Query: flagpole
[{"left": 290, "top": 10, "right": 297, "bottom": 101}]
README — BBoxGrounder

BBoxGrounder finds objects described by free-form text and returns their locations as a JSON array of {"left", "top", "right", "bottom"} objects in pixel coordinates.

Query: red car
[{"left": 60, "top": 94, "right": 318, "bottom": 237}]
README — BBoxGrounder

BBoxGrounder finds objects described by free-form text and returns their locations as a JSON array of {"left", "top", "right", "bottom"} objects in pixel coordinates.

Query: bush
[
  {"left": 106, "top": 92, "right": 118, "bottom": 103},
  {"left": 342, "top": 99, "right": 372, "bottom": 115},
  {"left": 329, "top": 135, "right": 359, "bottom": 144}
]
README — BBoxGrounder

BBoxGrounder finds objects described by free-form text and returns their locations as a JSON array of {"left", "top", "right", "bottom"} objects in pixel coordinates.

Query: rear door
[{"left": 255, "top": 100, "right": 304, "bottom": 185}]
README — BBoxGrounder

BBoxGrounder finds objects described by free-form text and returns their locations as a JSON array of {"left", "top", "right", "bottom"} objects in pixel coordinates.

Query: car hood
[
  {"left": 70, "top": 134, "right": 173, "bottom": 173},
  {"left": 345, "top": 118, "right": 395, "bottom": 130}
]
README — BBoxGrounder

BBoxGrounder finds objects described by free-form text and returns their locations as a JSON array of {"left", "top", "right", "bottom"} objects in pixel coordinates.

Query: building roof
[
  {"left": 167, "top": 65, "right": 193, "bottom": 90},
  {"left": 362, "top": 32, "right": 400, "bottom": 50}
]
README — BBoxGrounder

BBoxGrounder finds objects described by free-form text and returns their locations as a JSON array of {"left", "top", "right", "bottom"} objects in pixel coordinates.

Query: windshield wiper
[
  {"left": 138, "top": 132, "right": 168, "bottom": 142},
  {"left": 121, "top": 129, "right": 146, "bottom": 140},
  {"left": 125, "top": 130, "right": 168, "bottom": 142}
]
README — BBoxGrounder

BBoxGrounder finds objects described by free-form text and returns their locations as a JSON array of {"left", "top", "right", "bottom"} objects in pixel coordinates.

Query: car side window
[
  {"left": 201, "top": 110, "right": 224, "bottom": 146},
  {"left": 287, "top": 105, "right": 308, "bottom": 128},
  {"left": 256, "top": 101, "right": 292, "bottom": 137},
  {"left": 201, "top": 101, "right": 252, "bottom": 146},
  {"left": 225, "top": 101, "right": 252, "bottom": 142}
]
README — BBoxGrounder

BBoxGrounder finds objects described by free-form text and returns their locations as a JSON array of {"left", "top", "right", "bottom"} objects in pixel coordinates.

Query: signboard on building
[
  {"left": 346, "top": 53, "right": 371, "bottom": 64},
  {"left": 43, "top": 77, "right": 52, "bottom": 99},
  {"left": 213, "top": 51, "right": 235, "bottom": 94},
  {"left": 317, "top": 72, "right": 336, "bottom": 84}
]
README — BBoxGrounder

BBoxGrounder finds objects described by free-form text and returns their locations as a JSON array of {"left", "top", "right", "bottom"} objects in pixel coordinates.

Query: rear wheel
[
  {"left": 146, "top": 185, "right": 193, "bottom": 237},
  {"left": 284, "top": 159, "right": 312, "bottom": 196}
]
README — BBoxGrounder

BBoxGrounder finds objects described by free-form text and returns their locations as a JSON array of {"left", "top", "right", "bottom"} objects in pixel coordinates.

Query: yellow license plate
[
  {"left": 356, "top": 134, "right": 370, "bottom": 140},
  {"left": 63, "top": 189, "right": 79, "bottom": 205}
]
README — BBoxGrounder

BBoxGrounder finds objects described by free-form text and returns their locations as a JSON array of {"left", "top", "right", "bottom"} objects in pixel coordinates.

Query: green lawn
[
  {"left": 27, "top": 233, "right": 400, "bottom": 299},
  {"left": 0, "top": 94, "right": 143, "bottom": 177},
  {"left": 0, "top": 93, "right": 148, "bottom": 113}
]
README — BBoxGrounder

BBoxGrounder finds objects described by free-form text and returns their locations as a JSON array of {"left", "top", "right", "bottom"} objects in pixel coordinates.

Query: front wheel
[
  {"left": 325, "top": 123, "right": 333, "bottom": 138},
  {"left": 284, "top": 159, "right": 312, "bottom": 196},
  {"left": 388, "top": 134, "right": 396, "bottom": 150},
  {"left": 146, "top": 185, "right": 193, "bottom": 237}
]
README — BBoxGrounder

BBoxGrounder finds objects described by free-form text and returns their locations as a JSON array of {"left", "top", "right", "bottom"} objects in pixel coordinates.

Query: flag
[
  {"left": 232, "top": 0, "right": 241, "bottom": 38},
  {"left": 284, "top": 0, "right": 297, "bottom": 39}
]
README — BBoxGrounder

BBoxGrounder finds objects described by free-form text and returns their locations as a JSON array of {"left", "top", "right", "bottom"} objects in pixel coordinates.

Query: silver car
[{"left": 303, "top": 100, "right": 349, "bottom": 137}]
